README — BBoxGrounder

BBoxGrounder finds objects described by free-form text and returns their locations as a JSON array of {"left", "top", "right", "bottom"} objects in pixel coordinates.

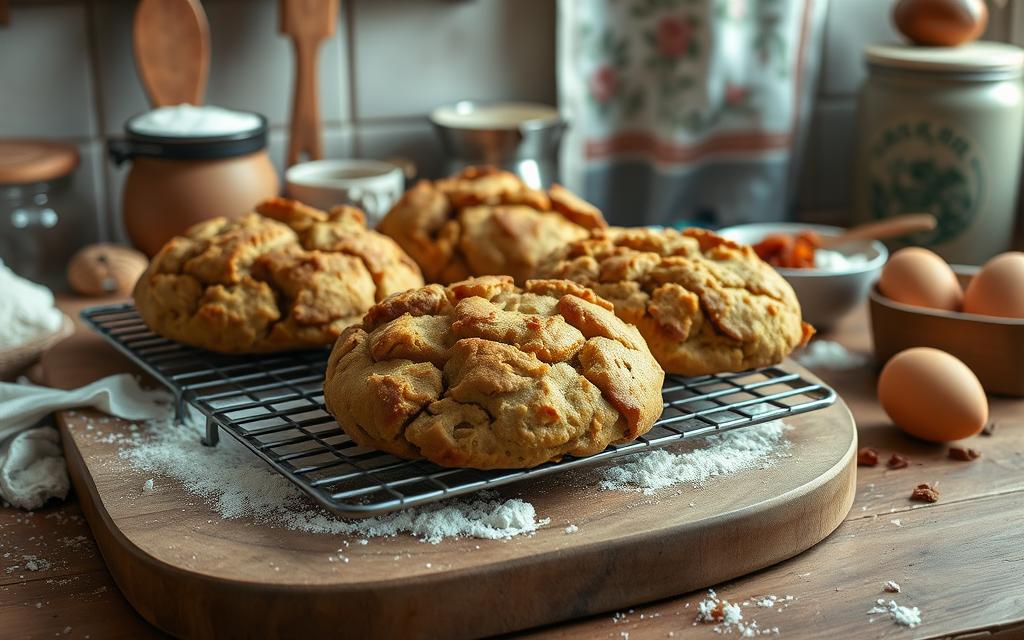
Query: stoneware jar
[
  {"left": 854, "top": 42, "right": 1024, "bottom": 265},
  {"left": 109, "top": 110, "right": 279, "bottom": 256}
]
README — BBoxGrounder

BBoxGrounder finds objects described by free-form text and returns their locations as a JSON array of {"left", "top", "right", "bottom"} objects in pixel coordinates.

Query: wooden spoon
[
  {"left": 280, "top": 0, "right": 338, "bottom": 167},
  {"left": 133, "top": 0, "right": 210, "bottom": 106},
  {"left": 818, "top": 214, "right": 937, "bottom": 248}
]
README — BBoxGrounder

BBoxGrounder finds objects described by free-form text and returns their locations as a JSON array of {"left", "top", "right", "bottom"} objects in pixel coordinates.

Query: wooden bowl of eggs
[{"left": 870, "top": 249, "right": 1024, "bottom": 397}]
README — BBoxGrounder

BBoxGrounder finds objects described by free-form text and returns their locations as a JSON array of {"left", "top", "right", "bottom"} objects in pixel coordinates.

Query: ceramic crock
[
  {"left": 109, "top": 112, "right": 279, "bottom": 256},
  {"left": 854, "top": 42, "right": 1024, "bottom": 265}
]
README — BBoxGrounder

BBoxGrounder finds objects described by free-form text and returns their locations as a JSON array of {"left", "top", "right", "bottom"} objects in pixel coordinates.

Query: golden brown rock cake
[
  {"left": 133, "top": 198, "right": 424, "bottom": 353},
  {"left": 377, "top": 166, "right": 607, "bottom": 284},
  {"left": 323, "top": 276, "right": 665, "bottom": 469},
  {"left": 540, "top": 227, "right": 814, "bottom": 375}
]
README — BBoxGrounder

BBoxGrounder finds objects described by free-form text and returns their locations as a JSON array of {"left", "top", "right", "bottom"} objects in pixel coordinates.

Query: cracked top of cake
[
  {"left": 323, "top": 275, "right": 665, "bottom": 469},
  {"left": 540, "top": 227, "right": 814, "bottom": 375},
  {"left": 377, "top": 166, "right": 607, "bottom": 284},
  {"left": 133, "top": 197, "right": 424, "bottom": 353}
]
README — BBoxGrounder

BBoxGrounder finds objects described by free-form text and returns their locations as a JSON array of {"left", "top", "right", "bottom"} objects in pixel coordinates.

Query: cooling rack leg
[{"left": 202, "top": 417, "right": 220, "bottom": 447}]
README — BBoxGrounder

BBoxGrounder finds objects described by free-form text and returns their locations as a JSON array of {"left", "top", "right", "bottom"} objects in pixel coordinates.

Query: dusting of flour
[
  {"left": 599, "top": 420, "right": 790, "bottom": 495},
  {"left": 113, "top": 404, "right": 791, "bottom": 543},
  {"left": 119, "top": 418, "right": 547, "bottom": 544}
]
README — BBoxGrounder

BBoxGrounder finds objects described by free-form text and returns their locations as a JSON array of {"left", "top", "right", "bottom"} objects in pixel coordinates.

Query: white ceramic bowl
[
  {"left": 717, "top": 223, "right": 888, "bottom": 331},
  {"left": 285, "top": 159, "right": 404, "bottom": 225}
]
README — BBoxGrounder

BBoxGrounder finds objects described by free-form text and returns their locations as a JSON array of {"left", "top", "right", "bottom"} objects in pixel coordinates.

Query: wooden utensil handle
[
  {"left": 286, "top": 37, "right": 324, "bottom": 167},
  {"left": 821, "top": 214, "right": 937, "bottom": 248}
]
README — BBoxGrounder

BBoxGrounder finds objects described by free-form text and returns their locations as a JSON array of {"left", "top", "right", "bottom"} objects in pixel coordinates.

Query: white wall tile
[
  {"left": 0, "top": 3, "right": 97, "bottom": 138},
  {"left": 91, "top": 0, "right": 348, "bottom": 136},
  {"left": 356, "top": 119, "right": 445, "bottom": 180},
  {"left": 351, "top": 0, "right": 556, "bottom": 120},
  {"left": 819, "top": 0, "right": 900, "bottom": 98},
  {"left": 796, "top": 98, "right": 857, "bottom": 221}
]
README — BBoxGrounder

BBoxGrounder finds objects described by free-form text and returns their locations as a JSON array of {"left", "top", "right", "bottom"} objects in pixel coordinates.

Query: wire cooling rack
[{"left": 82, "top": 303, "right": 836, "bottom": 517}]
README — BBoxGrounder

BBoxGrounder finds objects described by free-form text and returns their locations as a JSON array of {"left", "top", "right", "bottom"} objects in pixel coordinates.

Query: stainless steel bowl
[{"left": 430, "top": 101, "right": 566, "bottom": 188}]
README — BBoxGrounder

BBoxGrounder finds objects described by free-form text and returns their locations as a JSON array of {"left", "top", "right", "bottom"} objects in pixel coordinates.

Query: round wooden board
[{"left": 44, "top": 331, "right": 857, "bottom": 640}]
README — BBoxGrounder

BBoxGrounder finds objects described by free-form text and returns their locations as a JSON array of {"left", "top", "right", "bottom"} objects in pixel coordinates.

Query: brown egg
[
  {"left": 878, "top": 247, "right": 963, "bottom": 311},
  {"left": 67, "top": 243, "right": 149, "bottom": 297},
  {"left": 878, "top": 348, "right": 988, "bottom": 442},
  {"left": 893, "top": 0, "right": 988, "bottom": 47},
  {"left": 963, "top": 251, "right": 1024, "bottom": 318}
]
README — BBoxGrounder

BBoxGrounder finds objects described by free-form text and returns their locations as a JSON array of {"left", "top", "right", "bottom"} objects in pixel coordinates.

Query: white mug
[{"left": 285, "top": 159, "right": 404, "bottom": 225}]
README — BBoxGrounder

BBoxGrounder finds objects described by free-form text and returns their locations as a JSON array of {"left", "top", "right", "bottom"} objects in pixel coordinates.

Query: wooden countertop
[{"left": 2, "top": 301, "right": 1023, "bottom": 640}]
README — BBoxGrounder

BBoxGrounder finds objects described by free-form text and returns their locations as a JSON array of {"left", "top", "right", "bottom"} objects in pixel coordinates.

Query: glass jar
[
  {"left": 0, "top": 140, "right": 79, "bottom": 287},
  {"left": 854, "top": 42, "right": 1024, "bottom": 265}
]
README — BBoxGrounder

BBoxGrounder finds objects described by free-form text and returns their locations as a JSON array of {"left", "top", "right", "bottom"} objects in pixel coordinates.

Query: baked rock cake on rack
[
  {"left": 323, "top": 276, "right": 665, "bottom": 469},
  {"left": 377, "top": 166, "right": 607, "bottom": 284},
  {"left": 540, "top": 227, "right": 814, "bottom": 376},
  {"left": 133, "top": 198, "right": 423, "bottom": 353}
]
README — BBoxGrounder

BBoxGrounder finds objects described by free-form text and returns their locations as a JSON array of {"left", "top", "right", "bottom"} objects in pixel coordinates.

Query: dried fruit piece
[
  {"left": 948, "top": 446, "right": 981, "bottom": 461},
  {"left": 710, "top": 601, "right": 726, "bottom": 622},
  {"left": 910, "top": 483, "right": 940, "bottom": 503},
  {"left": 857, "top": 447, "right": 879, "bottom": 466},
  {"left": 887, "top": 453, "right": 910, "bottom": 469},
  {"left": 883, "top": 581, "right": 901, "bottom": 593}
]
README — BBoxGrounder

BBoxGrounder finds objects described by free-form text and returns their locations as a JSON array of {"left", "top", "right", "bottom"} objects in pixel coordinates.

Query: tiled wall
[
  {"left": 0, "top": 0, "right": 556, "bottom": 243},
  {"left": 0, "top": 0, "right": 1013, "bottom": 244}
]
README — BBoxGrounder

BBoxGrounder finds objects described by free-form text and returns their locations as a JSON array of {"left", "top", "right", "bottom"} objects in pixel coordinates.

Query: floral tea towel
[{"left": 558, "top": 0, "right": 827, "bottom": 226}]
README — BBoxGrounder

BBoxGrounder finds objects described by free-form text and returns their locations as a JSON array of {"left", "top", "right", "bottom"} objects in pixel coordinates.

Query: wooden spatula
[
  {"left": 133, "top": 0, "right": 210, "bottom": 106},
  {"left": 280, "top": 0, "right": 338, "bottom": 166}
]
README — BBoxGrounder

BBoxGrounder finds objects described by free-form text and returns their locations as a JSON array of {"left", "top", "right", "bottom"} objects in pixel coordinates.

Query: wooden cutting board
[{"left": 42, "top": 329, "right": 857, "bottom": 640}]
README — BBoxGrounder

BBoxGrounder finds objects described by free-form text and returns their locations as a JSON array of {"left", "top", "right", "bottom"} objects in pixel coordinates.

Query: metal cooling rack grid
[{"left": 82, "top": 303, "right": 837, "bottom": 517}]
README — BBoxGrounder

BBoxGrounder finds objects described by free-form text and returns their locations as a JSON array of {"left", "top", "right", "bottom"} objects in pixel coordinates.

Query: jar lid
[
  {"left": 866, "top": 41, "right": 1024, "bottom": 76},
  {"left": 0, "top": 140, "right": 79, "bottom": 185},
  {"left": 109, "top": 110, "right": 269, "bottom": 165}
]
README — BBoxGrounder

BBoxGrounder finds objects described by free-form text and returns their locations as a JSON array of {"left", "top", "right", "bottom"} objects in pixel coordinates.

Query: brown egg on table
[
  {"left": 963, "top": 251, "right": 1024, "bottom": 318},
  {"left": 893, "top": 0, "right": 988, "bottom": 47},
  {"left": 878, "top": 347, "right": 988, "bottom": 442},
  {"left": 67, "top": 243, "right": 149, "bottom": 297},
  {"left": 878, "top": 247, "right": 963, "bottom": 311}
]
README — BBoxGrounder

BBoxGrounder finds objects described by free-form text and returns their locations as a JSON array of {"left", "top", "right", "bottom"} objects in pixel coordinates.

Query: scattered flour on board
[
  {"left": 112, "top": 401, "right": 792, "bottom": 543},
  {"left": 118, "top": 418, "right": 548, "bottom": 544},
  {"left": 0, "top": 259, "right": 63, "bottom": 348},
  {"left": 599, "top": 420, "right": 790, "bottom": 495},
  {"left": 868, "top": 598, "right": 921, "bottom": 628},
  {"left": 794, "top": 340, "right": 869, "bottom": 371}
]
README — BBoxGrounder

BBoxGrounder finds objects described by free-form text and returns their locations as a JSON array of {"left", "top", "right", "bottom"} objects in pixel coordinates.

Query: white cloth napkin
[{"left": 0, "top": 374, "right": 173, "bottom": 510}]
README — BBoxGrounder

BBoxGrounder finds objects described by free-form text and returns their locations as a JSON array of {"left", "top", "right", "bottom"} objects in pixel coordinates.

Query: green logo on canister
[{"left": 868, "top": 120, "right": 984, "bottom": 247}]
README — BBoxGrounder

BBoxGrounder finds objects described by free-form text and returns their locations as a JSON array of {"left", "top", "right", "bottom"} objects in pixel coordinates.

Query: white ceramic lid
[{"left": 866, "top": 41, "right": 1024, "bottom": 74}]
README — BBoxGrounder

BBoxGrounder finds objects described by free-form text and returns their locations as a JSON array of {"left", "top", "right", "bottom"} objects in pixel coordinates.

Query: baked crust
[
  {"left": 133, "top": 198, "right": 424, "bottom": 353},
  {"left": 540, "top": 227, "right": 814, "bottom": 375},
  {"left": 377, "top": 166, "right": 607, "bottom": 284},
  {"left": 323, "top": 276, "right": 665, "bottom": 469}
]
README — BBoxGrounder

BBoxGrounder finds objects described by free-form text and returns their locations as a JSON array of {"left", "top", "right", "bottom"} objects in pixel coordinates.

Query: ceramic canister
[
  {"left": 854, "top": 42, "right": 1024, "bottom": 265},
  {"left": 109, "top": 109, "right": 279, "bottom": 257}
]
